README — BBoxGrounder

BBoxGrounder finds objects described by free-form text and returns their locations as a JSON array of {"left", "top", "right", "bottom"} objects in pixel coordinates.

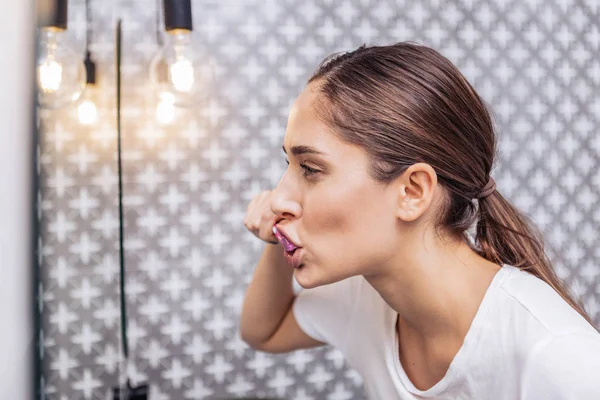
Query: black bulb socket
[
  {"left": 40, "top": 0, "right": 68, "bottom": 30},
  {"left": 84, "top": 51, "right": 96, "bottom": 85},
  {"left": 163, "top": 0, "right": 193, "bottom": 32}
]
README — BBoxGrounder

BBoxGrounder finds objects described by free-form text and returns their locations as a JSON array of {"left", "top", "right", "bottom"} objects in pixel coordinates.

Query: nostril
[{"left": 270, "top": 198, "right": 302, "bottom": 220}]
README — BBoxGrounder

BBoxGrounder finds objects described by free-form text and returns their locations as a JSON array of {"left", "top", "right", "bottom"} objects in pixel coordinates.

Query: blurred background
[{"left": 1, "top": 0, "right": 598, "bottom": 399}]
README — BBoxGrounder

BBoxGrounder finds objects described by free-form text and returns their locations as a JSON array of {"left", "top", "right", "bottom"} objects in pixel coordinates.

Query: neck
[{"left": 363, "top": 230, "right": 501, "bottom": 344}]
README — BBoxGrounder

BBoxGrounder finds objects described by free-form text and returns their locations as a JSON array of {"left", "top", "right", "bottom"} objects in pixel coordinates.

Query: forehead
[
  {"left": 283, "top": 84, "right": 333, "bottom": 150},
  {"left": 282, "top": 85, "right": 372, "bottom": 175}
]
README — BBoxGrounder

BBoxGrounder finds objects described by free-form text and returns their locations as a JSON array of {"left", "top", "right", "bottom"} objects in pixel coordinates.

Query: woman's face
[{"left": 271, "top": 84, "right": 402, "bottom": 289}]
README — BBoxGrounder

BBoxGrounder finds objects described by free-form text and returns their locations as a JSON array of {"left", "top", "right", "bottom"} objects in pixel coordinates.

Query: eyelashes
[
  {"left": 285, "top": 159, "right": 321, "bottom": 178},
  {"left": 300, "top": 163, "right": 319, "bottom": 177}
]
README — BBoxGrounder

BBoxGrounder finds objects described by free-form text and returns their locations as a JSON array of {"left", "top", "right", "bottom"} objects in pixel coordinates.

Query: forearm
[{"left": 240, "top": 243, "right": 295, "bottom": 346}]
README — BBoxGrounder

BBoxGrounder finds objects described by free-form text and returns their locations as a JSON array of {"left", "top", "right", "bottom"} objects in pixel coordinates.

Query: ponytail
[{"left": 476, "top": 190, "right": 594, "bottom": 326}]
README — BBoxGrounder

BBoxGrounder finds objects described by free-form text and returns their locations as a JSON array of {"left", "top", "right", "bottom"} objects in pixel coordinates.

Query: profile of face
[{"left": 270, "top": 83, "right": 438, "bottom": 289}]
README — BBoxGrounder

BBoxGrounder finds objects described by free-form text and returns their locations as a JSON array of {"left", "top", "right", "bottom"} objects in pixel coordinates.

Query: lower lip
[{"left": 284, "top": 248, "right": 303, "bottom": 269}]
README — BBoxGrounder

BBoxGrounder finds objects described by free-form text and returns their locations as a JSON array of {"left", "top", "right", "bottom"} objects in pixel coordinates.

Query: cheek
[
  {"left": 302, "top": 181, "right": 395, "bottom": 262},
  {"left": 302, "top": 184, "right": 359, "bottom": 236}
]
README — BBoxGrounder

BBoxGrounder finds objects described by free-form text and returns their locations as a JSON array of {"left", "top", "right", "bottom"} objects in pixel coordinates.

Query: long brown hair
[{"left": 308, "top": 42, "right": 593, "bottom": 325}]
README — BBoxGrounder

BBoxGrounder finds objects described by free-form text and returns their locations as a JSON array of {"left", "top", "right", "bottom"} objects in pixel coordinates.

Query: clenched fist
[{"left": 244, "top": 190, "right": 279, "bottom": 244}]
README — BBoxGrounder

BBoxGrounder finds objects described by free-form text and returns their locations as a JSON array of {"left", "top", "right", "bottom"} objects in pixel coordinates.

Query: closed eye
[
  {"left": 300, "top": 163, "right": 319, "bottom": 177},
  {"left": 285, "top": 159, "right": 321, "bottom": 178}
]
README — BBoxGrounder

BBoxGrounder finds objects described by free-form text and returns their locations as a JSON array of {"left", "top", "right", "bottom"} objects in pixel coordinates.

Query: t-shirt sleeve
[
  {"left": 521, "top": 331, "right": 600, "bottom": 399},
  {"left": 292, "top": 276, "right": 361, "bottom": 350}
]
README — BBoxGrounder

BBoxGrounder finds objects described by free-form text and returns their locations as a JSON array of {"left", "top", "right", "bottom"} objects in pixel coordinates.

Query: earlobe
[
  {"left": 395, "top": 163, "right": 437, "bottom": 222},
  {"left": 396, "top": 195, "right": 423, "bottom": 222}
]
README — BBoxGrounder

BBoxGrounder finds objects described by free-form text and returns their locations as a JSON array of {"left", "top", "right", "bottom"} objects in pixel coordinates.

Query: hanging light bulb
[
  {"left": 149, "top": 0, "right": 213, "bottom": 107},
  {"left": 38, "top": 54, "right": 62, "bottom": 92},
  {"left": 36, "top": 1, "right": 86, "bottom": 109},
  {"left": 156, "top": 92, "right": 176, "bottom": 124},
  {"left": 169, "top": 48, "right": 194, "bottom": 92},
  {"left": 77, "top": 98, "right": 98, "bottom": 125}
]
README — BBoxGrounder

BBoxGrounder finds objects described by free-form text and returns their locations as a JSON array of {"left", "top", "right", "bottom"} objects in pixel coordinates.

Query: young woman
[{"left": 240, "top": 42, "right": 600, "bottom": 399}]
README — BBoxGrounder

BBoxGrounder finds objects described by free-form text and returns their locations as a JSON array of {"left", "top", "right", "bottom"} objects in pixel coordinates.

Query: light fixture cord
[
  {"left": 116, "top": 18, "right": 128, "bottom": 361},
  {"left": 85, "top": 0, "right": 92, "bottom": 53},
  {"left": 156, "top": 0, "right": 164, "bottom": 46}
]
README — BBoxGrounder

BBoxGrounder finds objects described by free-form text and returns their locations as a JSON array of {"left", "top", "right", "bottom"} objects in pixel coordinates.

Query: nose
[{"left": 270, "top": 176, "right": 302, "bottom": 221}]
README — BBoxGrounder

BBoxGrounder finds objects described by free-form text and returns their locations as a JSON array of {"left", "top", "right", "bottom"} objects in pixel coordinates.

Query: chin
[
  {"left": 293, "top": 262, "right": 349, "bottom": 290},
  {"left": 293, "top": 267, "right": 315, "bottom": 289},
  {"left": 293, "top": 263, "right": 325, "bottom": 289}
]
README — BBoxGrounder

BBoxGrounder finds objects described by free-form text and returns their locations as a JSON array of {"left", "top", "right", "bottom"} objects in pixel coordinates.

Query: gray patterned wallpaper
[{"left": 38, "top": 0, "right": 599, "bottom": 399}]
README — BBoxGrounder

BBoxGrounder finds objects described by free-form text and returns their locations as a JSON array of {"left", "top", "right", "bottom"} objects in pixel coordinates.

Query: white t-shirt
[{"left": 293, "top": 265, "right": 600, "bottom": 399}]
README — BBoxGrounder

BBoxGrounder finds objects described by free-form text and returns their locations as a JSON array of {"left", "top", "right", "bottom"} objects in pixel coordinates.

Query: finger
[
  {"left": 249, "top": 194, "right": 271, "bottom": 230},
  {"left": 244, "top": 196, "right": 258, "bottom": 227},
  {"left": 259, "top": 223, "right": 278, "bottom": 243},
  {"left": 261, "top": 208, "right": 278, "bottom": 228},
  {"left": 259, "top": 190, "right": 271, "bottom": 206}
]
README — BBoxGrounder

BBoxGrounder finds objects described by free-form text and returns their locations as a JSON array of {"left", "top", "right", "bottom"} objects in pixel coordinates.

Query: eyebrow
[{"left": 282, "top": 145, "right": 327, "bottom": 156}]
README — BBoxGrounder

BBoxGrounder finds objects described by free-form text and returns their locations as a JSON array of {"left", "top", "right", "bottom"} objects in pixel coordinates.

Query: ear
[{"left": 395, "top": 163, "right": 438, "bottom": 222}]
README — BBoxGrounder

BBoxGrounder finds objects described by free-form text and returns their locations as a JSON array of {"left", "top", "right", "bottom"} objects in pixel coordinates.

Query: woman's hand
[{"left": 244, "top": 190, "right": 279, "bottom": 244}]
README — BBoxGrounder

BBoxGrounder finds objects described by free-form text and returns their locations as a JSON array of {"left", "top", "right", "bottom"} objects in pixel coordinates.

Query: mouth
[
  {"left": 272, "top": 225, "right": 299, "bottom": 252},
  {"left": 272, "top": 226, "right": 303, "bottom": 269}
]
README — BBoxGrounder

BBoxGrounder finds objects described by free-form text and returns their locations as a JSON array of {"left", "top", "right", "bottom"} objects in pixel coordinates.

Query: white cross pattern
[{"left": 38, "top": 0, "right": 599, "bottom": 398}]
